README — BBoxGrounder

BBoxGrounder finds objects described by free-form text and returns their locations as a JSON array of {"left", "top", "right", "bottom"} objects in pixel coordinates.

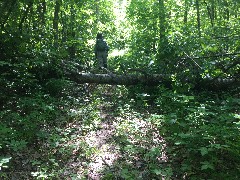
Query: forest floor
[
  {"left": 2, "top": 85, "right": 168, "bottom": 179},
  {"left": 60, "top": 85, "right": 168, "bottom": 179},
  {"left": 3, "top": 84, "right": 239, "bottom": 179}
]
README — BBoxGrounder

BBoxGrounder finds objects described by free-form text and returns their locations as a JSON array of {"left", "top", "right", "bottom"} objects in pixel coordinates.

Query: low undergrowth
[{"left": 0, "top": 84, "right": 239, "bottom": 179}]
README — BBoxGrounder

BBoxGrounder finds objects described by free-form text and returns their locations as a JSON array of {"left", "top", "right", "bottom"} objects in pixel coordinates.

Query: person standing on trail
[{"left": 94, "top": 33, "right": 109, "bottom": 68}]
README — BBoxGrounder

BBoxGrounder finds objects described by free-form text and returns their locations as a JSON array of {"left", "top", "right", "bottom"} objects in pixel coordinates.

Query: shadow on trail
[
  {"left": 77, "top": 84, "right": 240, "bottom": 180},
  {"left": 3, "top": 84, "right": 238, "bottom": 179},
  {"left": 76, "top": 85, "right": 171, "bottom": 180}
]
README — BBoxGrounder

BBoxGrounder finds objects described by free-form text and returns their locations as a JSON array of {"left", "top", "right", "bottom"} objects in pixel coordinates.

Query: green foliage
[
  {"left": 152, "top": 88, "right": 240, "bottom": 179},
  {"left": 0, "top": 157, "right": 12, "bottom": 170},
  {"left": 0, "top": 0, "right": 239, "bottom": 179}
]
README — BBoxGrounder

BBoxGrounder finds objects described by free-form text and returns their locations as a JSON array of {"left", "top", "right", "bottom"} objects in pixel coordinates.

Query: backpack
[{"left": 96, "top": 39, "right": 108, "bottom": 51}]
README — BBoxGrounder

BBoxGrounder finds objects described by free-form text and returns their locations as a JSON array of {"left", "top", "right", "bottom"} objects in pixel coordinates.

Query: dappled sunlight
[
  {"left": 85, "top": 122, "right": 119, "bottom": 179},
  {"left": 83, "top": 110, "right": 169, "bottom": 179},
  {"left": 87, "top": 39, "right": 96, "bottom": 47},
  {"left": 109, "top": 49, "right": 127, "bottom": 58},
  {"left": 113, "top": 0, "right": 129, "bottom": 26},
  {"left": 1, "top": 0, "right": 239, "bottom": 178},
  {"left": 56, "top": 85, "right": 171, "bottom": 179}
]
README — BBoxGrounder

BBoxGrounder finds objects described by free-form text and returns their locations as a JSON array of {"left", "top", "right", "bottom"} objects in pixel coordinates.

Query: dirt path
[
  {"left": 86, "top": 120, "right": 118, "bottom": 180},
  {"left": 2, "top": 85, "right": 168, "bottom": 179},
  {"left": 81, "top": 97, "right": 167, "bottom": 179}
]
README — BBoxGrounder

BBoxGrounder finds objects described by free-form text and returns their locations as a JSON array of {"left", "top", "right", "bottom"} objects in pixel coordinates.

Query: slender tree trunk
[
  {"left": 53, "top": 0, "right": 61, "bottom": 48},
  {"left": 34, "top": 0, "right": 46, "bottom": 45},
  {"left": 95, "top": 0, "right": 99, "bottom": 26},
  {"left": 223, "top": 0, "right": 229, "bottom": 21},
  {"left": 184, "top": 0, "right": 188, "bottom": 24},
  {"left": 196, "top": 0, "right": 201, "bottom": 37},
  {"left": 223, "top": 0, "right": 230, "bottom": 52},
  {"left": 204, "top": 0, "right": 214, "bottom": 27},
  {"left": 158, "top": 0, "right": 166, "bottom": 40},
  {"left": 18, "top": 0, "right": 33, "bottom": 32},
  {"left": 233, "top": 1, "right": 238, "bottom": 18},
  {"left": 37, "top": 0, "right": 46, "bottom": 26},
  {"left": 61, "top": 11, "right": 67, "bottom": 44},
  {"left": 157, "top": 0, "right": 173, "bottom": 72},
  {"left": 211, "top": 0, "right": 215, "bottom": 21},
  {"left": 1, "top": 0, "right": 17, "bottom": 29},
  {"left": 30, "top": 4, "right": 35, "bottom": 32},
  {"left": 69, "top": 4, "right": 76, "bottom": 59}
]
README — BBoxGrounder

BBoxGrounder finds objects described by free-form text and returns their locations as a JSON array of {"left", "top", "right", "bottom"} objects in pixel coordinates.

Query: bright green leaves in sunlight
[{"left": 0, "top": 157, "right": 12, "bottom": 170}]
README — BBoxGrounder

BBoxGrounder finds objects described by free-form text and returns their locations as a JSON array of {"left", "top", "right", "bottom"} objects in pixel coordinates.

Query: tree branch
[{"left": 180, "top": 52, "right": 240, "bottom": 60}]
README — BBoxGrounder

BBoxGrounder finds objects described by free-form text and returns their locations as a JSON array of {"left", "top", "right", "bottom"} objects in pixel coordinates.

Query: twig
[
  {"left": 100, "top": 156, "right": 111, "bottom": 168},
  {"left": 180, "top": 52, "right": 240, "bottom": 60},
  {"left": 182, "top": 51, "right": 202, "bottom": 69}
]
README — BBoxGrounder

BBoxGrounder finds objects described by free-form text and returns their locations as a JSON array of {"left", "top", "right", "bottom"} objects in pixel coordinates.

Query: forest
[{"left": 0, "top": 0, "right": 239, "bottom": 179}]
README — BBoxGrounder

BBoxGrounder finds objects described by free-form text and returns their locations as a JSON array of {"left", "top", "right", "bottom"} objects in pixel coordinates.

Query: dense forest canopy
[{"left": 0, "top": 0, "right": 239, "bottom": 179}]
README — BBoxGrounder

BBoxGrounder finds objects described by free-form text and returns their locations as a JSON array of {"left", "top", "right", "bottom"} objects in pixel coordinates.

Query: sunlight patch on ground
[{"left": 85, "top": 122, "right": 119, "bottom": 179}]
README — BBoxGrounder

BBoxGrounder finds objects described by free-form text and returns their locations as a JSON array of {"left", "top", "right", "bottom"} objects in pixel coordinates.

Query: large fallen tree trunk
[
  {"left": 69, "top": 72, "right": 239, "bottom": 90},
  {"left": 70, "top": 72, "right": 169, "bottom": 85}
]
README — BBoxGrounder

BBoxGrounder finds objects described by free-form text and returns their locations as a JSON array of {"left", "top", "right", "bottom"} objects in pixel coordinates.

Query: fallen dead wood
[
  {"left": 69, "top": 72, "right": 170, "bottom": 85},
  {"left": 68, "top": 72, "right": 239, "bottom": 90}
]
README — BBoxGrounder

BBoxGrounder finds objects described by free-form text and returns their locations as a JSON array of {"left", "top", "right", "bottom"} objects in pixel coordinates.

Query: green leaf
[
  {"left": 199, "top": 147, "right": 208, "bottom": 156},
  {"left": 153, "top": 169, "right": 162, "bottom": 175},
  {"left": 0, "top": 156, "right": 12, "bottom": 169},
  {"left": 201, "top": 161, "right": 214, "bottom": 170},
  {"left": 174, "top": 141, "right": 182, "bottom": 145}
]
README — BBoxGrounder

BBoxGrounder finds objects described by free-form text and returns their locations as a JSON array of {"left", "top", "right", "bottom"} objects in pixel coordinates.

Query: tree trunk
[
  {"left": 70, "top": 72, "right": 170, "bottom": 85},
  {"left": 68, "top": 4, "right": 76, "bottom": 59},
  {"left": 19, "top": 0, "right": 33, "bottom": 32},
  {"left": 37, "top": 0, "right": 46, "bottom": 26},
  {"left": 1, "top": 0, "right": 17, "bottom": 29},
  {"left": 184, "top": 0, "right": 188, "bottom": 24},
  {"left": 204, "top": 0, "right": 214, "bottom": 27},
  {"left": 196, "top": 0, "right": 201, "bottom": 37},
  {"left": 37, "top": 0, "right": 46, "bottom": 44},
  {"left": 157, "top": 0, "right": 171, "bottom": 70},
  {"left": 61, "top": 10, "right": 67, "bottom": 44},
  {"left": 68, "top": 72, "right": 239, "bottom": 91},
  {"left": 95, "top": 0, "right": 99, "bottom": 24},
  {"left": 158, "top": 0, "right": 166, "bottom": 40},
  {"left": 223, "top": 0, "right": 229, "bottom": 21},
  {"left": 53, "top": 0, "right": 61, "bottom": 48}
]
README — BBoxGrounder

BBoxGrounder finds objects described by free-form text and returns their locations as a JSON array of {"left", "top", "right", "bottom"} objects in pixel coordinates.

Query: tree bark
[
  {"left": 204, "top": 0, "right": 214, "bottom": 27},
  {"left": 53, "top": 0, "right": 61, "bottom": 48},
  {"left": 68, "top": 72, "right": 239, "bottom": 90},
  {"left": 158, "top": 0, "right": 167, "bottom": 40},
  {"left": 68, "top": 4, "right": 76, "bottom": 59},
  {"left": 184, "top": 0, "right": 188, "bottom": 24},
  {"left": 1, "top": 0, "right": 17, "bottom": 29},
  {"left": 37, "top": 0, "right": 46, "bottom": 26},
  {"left": 19, "top": 0, "right": 33, "bottom": 32},
  {"left": 196, "top": 0, "right": 201, "bottom": 37},
  {"left": 70, "top": 72, "right": 170, "bottom": 86}
]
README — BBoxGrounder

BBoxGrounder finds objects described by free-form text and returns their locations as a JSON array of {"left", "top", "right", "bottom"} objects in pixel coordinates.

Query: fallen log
[
  {"left": 70, "top": 72, "right": 170, "bottom": 85},
  {"left": 69, "top": 72, "right": 239, "bottom": 90}
]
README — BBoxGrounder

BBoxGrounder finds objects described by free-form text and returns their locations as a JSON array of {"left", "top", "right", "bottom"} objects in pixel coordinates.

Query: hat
[{"left": 97, "top": 33, "right": 103, "bottom": 39}]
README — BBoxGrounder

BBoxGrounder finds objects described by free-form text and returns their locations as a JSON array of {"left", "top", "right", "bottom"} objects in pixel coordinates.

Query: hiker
[{"left": 94, "top": 33, "right": 109, "bottom": 68}]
